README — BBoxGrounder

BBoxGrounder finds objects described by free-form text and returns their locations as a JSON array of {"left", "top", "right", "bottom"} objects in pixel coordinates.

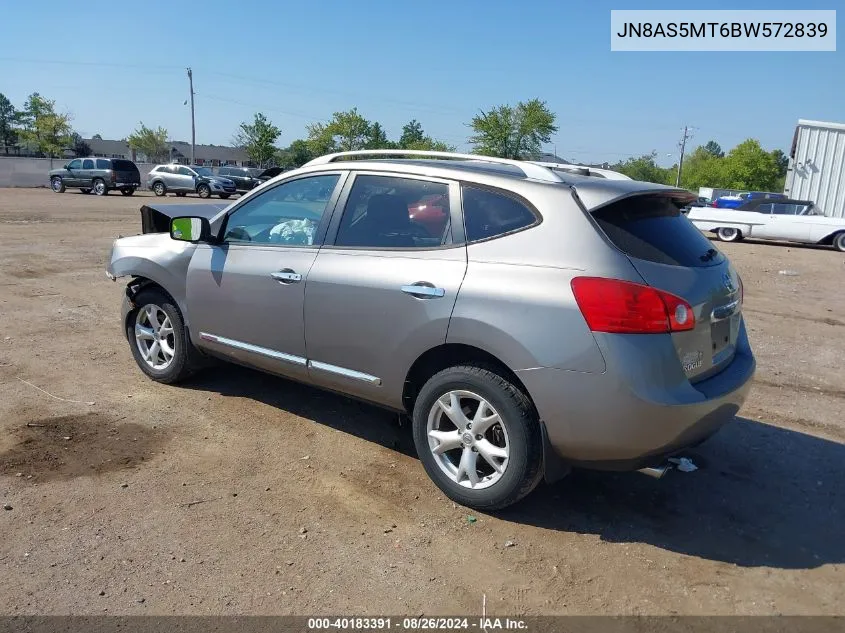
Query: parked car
[
  {"left": 147, "top": 164, "right": 237, "bottom": 199},
  {"left": 712, "top": 191, "right": 786, "bottom": 208},
  {"left": 107, "top": 150, "right": 755, "bottom": 510},
  {"left": 255, "top": 166, "right": 286, "bottom": 185},
  {"left": 217, "top": 166, "right": 264, "bottom": 193},
  {"left": 49, "top": 157, "right": 141, "bottom": 196},
  {"left": 688, "top": 198, "right": 845, "bottom": 251}
]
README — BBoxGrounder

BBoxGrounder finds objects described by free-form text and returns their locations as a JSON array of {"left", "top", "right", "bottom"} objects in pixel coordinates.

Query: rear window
[
  {"left": 592, "top": 194, "right": 725, "bottom": 267},
  {"left": 112, "top": 160, "right": 139, "bottom": 173}
]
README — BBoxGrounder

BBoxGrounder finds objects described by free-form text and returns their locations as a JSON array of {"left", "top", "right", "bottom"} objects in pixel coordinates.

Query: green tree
[
  {"left": 679, "top": 146, "right": 726, "bottom": 190},
  {"left": 721, "top": 139, "right": 781, "bottom": 191},
  {"left": 610, "top": 152, "right": 674, "bottom": 184},
  {"left": 364, "top": 122, "right": 397, "bottom": 149},
  {"left": 69, "top": 132, "right": 91, "bottom": 157},
  {"left": 18, "top": 93, "right": 72, "bottom": 157},
  {"left": 0, "top": 93, "right": 19, "bottom": 155},
  {"left": 92, "top": 133, "right": 103, "bottom": 140},
  {"left": 233, "top": 112, "right": 281, "bottom": 167},
  {"left": 403, "top": 138, "right": 455, "bottom": 152},
  {"left": 277, "top": 139, "right": 314, "bottom": 169},
  {"left": 399, "top": 120, "right": 425, "bottom": 148},
  {"left": 469, "top": 98, "right": 557, "bottom": 159},
  {"left": 307, "top": 108, "right": 371, "bottom": 155},
  {"left": 127, "top": 122, "right": 169, "bottom": 163},
  {"left": 702, "top": 140, "right": 724, "bottom": 158}
]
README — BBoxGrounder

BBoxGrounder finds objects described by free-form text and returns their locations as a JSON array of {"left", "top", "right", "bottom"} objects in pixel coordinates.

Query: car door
[
  {"left": 185, "top": 172, "right": 346, "bottom": 380},
  {"left": 303, "top": 172, "right": 467, "bottom": 408},
  {"left": 64, "top": 159, "right": 83, "bottom": 187},
  {"left": 80, "top": 158, "right": 95, "bottom": 188},
  {"left": 760, "top": 203, "right": 808, "bottom": 241},
  {"left": 746, "top": 203, "right": 776, "bottom": 238},
  {"left": 174, "top": 166, "right": 198, "bottom": 192}
]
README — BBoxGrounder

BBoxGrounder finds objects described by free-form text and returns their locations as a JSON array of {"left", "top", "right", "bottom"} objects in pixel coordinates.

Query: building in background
[
  {"left": 785, "top": 119, "right": 845, "bottom": 218},
  {"left": 85, "top": 138, "right": 252, "bottom": 167}
]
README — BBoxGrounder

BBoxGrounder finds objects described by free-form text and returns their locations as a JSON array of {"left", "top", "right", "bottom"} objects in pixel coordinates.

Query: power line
[{"left": 675, "top": 126, "right": 695, "bottom": 187}]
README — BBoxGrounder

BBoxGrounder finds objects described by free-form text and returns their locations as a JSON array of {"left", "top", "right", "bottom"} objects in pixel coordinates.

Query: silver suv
[
  {"left": 107, "top": 150, "right": 755, "bottom": 510},
  {"left": 147, "top": 164, "right": 237, "bottom": 199}
]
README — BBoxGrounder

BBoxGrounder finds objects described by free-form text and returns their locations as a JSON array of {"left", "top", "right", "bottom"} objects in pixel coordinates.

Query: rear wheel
[
  {"left": 126, "top": 288, "right": 198, "bottom": 384},
  {"left": 120, "top": 187, "right": 135, "bottom": 196},
  {"left": 717, "top": 227, "right": 742, "bottom": 242},
  {"left": 833, "top": 232, "right": 845, "bottom": 253},
  {"left": 152, "top": 181, "right": 167, "bottom": 197},
  {"left": 93, "top": 178, "right": 108, "bottom": 196},
  {"left": 197, "top": 184, "right": 211, "bottom": 199},
  {"left": 51, "top": 177, "right": 65, "bottom": 193},
  {"left": 412, "top": 365, "right": 543, "bottom": 510}
]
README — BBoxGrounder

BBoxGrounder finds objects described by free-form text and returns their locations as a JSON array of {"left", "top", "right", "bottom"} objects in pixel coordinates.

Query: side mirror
[
  {"left": 64, "top": 164, "right": 70, "bottom": 170},
  {"left": 170, "top": 216, "right": 211, "bottom": 243}
]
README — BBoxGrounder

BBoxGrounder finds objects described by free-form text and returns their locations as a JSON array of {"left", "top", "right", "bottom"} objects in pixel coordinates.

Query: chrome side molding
[
  {"left": 198, "top": 332, "right": 307, "bottom": 366},
  {"left": 308, "top": 360, "right": 382, "bottom": 385}
]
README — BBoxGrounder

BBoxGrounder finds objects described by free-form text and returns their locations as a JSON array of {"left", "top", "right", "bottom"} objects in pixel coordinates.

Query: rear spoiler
[{"left": 140, "top": 203, "right": 228, "bottom": 234}]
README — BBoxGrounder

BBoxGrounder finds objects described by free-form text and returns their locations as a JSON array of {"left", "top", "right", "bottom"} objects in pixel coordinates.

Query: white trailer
[{"left": 785, "top": 119, "right": 845, "bottom": 218}]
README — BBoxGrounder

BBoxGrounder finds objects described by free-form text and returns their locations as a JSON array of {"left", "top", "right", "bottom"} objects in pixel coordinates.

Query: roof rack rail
[
  {"left": 529, "top": 161, "right": 632, "bottom": 181},
  {"left": 303, "top": 150, "right": 563, "bottom": 183}
]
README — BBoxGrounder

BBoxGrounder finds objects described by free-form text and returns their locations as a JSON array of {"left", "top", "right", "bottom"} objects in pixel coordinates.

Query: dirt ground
[{"left": 0, "top": 188, "right": 843, "bottom": 616}]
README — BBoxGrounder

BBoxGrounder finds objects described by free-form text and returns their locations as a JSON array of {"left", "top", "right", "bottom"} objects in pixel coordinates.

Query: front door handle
[
  {"left": 401, "top": 283, "right": 445, "bottom": 298},
  {"left": 271, "top": 269, "right": 302, "bottom": 284}
]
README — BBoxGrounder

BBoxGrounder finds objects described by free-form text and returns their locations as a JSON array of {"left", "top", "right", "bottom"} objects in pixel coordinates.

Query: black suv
[
  {"left": 217, "top": 166, "right": 263, "bottom": 193},
  {"left": 49, "top": 158, "right": 141, "bottom": 196}
]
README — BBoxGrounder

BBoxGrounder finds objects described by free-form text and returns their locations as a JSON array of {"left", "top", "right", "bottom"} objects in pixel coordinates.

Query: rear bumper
[{"left": 517, "top": 319, "right": 755, "bottom": 470}]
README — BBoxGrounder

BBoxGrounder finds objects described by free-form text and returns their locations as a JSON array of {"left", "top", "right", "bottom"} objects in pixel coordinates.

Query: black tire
[
  {"left": 120, "top": 187, "right": 135, "bottom": 196},
  {"left": 197, "top": 183, "right": 211, "bottom": 199},
  {"left": 93, "top": 178, "right": 108, "bottom": 196},
  {"left": 717, "top": 227, "right": 742, "bottom": 242},
  {"left": 125, "top": 288, "right": 199, "bottom": 384},
  {"left": 80, "top": 188, "right": 91, "bottom": 194},
  {"left": 219, "top": 193, "right": 231, "bottom": 199},
  {"left": 51, "top": 177, "right": 65, "bottom": 193},
  {"left": 412, "top": 364, "right": 543, "bottom": 510},
  {"left": 152, "top": 181, "right": 167, "bottom": 197},
  {"left": 833, "top": 232, "right": 845, "bottom": 253}
]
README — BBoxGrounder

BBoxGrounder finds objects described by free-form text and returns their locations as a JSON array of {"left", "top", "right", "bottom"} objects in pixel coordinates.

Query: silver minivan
[{"left": 108, "top": 151, "right": 755, "bottom": 510}]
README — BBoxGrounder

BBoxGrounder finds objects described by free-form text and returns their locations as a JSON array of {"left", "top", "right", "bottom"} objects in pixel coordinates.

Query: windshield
[{"left": 193, "top": 167, "right": 214, "bottom": 177}]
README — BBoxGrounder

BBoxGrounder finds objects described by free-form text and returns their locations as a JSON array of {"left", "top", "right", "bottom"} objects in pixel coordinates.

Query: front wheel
[
  {"left": 126, "top": 288, "right": 198, "bottom": 384},
  {"left": 120, "top": 187, "right": 135, "bottom": 196},
  {"left": 93, "top": 179, "right": 108, "bottom": 196},
  {"left": 51, "top": 177, "right": 65, "bottom": 193},
  {"left": 833, "top": 232, "right": 845, "bottom": 253},
  {"left": 197, "top": 184, "right": 211, "bottom": 199},
  {"left": 717, "top": 227, "right": 742, "bottom": 242},
  {"left": 412, "top": 365, "right": 543, "bottom": 510},
  {"left": 152, "top": 181, "right": 167, "bottom": 196}
]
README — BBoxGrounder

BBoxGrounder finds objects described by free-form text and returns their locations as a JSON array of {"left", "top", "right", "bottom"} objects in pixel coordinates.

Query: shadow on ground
[{"left": 184, "top": 365, "right": 844, "bottom": 570}]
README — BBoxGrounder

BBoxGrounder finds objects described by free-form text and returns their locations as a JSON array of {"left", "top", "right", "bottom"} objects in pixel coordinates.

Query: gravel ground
[{"left": 0, "top": 188, "right": 843, "bottom": 615}]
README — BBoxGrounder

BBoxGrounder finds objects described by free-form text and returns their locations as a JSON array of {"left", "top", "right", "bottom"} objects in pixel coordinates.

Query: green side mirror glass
[{"left": 170, "top": 216, "right": 207, "bottom": 242}]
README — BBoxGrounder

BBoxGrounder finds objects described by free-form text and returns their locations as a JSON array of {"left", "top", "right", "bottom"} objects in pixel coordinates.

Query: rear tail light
[{"left": 571, "top": 277, "right": 695, "bottom": 334}]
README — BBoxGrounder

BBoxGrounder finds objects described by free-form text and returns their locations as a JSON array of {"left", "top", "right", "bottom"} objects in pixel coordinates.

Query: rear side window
[
  {"left": 592, "top": 195, "right": 725, "bottom": 267},
  {"left": 96, "top": 159, "right": 110, "bottom": 169},
  {"left": 462, "top": 186, "right": 537, "bottom": 242},
  {"left": 82, "top": 159, "right": 94, "bottom": 169},
  {"left": 112, "top": 159, "right": 138, "bottom": 173}
]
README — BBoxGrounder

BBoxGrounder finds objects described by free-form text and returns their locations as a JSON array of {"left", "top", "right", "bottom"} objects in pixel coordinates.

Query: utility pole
[
  {"left": 675, "top": 125, "right": 693, "bottom": 187},
  {"left": 187, "top": 67, "right": 196, "bottom": 165}
]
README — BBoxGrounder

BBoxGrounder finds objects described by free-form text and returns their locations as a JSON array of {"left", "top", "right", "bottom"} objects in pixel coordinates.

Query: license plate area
[{"left": 711, "top": 312, "right": 740, "bottom": 366}]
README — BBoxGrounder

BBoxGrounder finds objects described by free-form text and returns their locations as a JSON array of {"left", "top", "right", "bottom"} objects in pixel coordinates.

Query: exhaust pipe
[{"left": 637, "top": 463, "right": 672, "bottom": 479}]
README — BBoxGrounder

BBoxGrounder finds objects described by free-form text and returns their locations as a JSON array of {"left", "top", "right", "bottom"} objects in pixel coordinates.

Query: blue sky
[{"left": 1, "top": 0, "right": 841, "bottom": 165}]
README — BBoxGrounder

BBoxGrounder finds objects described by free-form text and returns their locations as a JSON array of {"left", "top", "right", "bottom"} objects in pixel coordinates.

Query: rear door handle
[
  {"left": 401, "top": 283, "right": 445, "bottom": 298},
  {"left": 271, "top": 269, "right": 302, "bottom": 284}
]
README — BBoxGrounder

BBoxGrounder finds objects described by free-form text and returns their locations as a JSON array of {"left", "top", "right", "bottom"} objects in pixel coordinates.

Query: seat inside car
[{"left": 341, "top": 194, "right": 415, "bottom": 247}]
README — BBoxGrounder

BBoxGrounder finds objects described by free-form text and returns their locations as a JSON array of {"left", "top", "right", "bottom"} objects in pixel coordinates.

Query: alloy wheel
[
  {"left": 426, "top": 390, "right": 509, "bottom": 489},
  {"left": 134, "top": 304, "right": 176, "bottom": 370}
]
